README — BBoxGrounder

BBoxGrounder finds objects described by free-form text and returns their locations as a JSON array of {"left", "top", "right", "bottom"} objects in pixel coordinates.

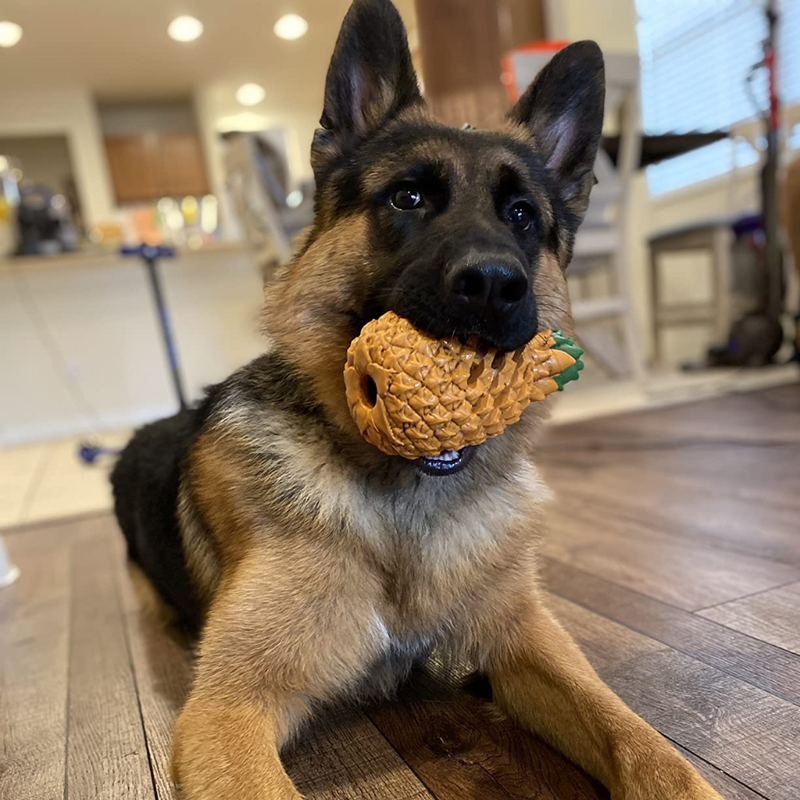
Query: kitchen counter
[{"left": 2, "top": 241, "right": 265, "bottom": 448}]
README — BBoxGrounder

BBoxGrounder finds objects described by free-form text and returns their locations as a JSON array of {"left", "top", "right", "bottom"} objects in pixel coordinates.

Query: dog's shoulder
[
  {"left": 200, "top": 349, "right": 320, "bottom": 427},
  {"left": 183, "top": 347, "right": 347, "bottom": 529}
]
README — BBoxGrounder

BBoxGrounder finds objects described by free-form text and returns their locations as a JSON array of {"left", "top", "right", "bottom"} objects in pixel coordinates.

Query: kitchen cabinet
[{"left": 105, "top": 132, "right": 209, "bottom": 203}]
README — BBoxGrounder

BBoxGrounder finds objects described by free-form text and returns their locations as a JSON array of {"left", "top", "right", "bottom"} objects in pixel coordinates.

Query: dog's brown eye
[
  {"left": 391, "top": 184, "right": 423, "bottom": 211},
  {"left": 507, "top": 201, "right": 534, "bottom": 231}
]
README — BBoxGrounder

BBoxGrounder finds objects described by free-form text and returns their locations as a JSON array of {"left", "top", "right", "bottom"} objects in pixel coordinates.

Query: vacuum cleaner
[{"left": 708, "top": 0, "right": 788, "bottom": 367}]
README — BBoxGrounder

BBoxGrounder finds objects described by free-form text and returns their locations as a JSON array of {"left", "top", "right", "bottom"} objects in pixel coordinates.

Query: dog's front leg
[
  {"left": 485, "top": 596, "right": 725, "bottom": 800},
  {"left": 169, "top": 547, "right": 382, "bottom": 799},
  {"left": 172, "top": 688, "right": 307, "bottom": 800}
]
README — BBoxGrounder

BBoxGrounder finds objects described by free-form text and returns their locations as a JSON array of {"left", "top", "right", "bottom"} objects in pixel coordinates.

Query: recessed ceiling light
[
  {"left": 0, "top": 21, "right": 23, "bottom": 48},
  {"left": 236, "top": 83, "right": 266, "bottom": 107},
  {"left": 274, "top": 14, "right": 308, "bottom": 41},
  {"left": 168, "top": 15, "right": 204, "bottom": 43}
]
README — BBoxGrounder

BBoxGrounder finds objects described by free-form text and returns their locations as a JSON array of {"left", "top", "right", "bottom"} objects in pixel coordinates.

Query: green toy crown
[{"left": 551, "top": 331, "right": 585, "bottom": 390}]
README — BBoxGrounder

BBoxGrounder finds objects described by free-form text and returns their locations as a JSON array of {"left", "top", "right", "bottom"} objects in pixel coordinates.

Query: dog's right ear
[{"left": 312, "top": 0, "right": 423, "bottom": 178}]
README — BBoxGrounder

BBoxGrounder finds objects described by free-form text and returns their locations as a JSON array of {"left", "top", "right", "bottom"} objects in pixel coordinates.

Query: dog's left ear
[
  {"left": 312, "top": 0, "right": 423, "bottom": 178},
  {"left": 508, "top": 41, "right": 605, "bottom": 223}
]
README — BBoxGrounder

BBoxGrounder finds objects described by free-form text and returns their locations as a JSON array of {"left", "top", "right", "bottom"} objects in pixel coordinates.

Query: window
[{"left": 636, "top": 0, "right": 800, "bottom": 195}]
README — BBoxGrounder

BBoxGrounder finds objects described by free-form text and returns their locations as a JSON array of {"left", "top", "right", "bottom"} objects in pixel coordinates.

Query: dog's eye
[
  {"left": 391, "top": 183, "right": 423, "bottom": 211},
  {"left": 507, "top": 201, "right": 534, "bottom": 232}
]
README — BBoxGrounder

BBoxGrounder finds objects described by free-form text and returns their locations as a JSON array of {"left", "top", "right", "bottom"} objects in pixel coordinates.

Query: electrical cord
[{"left": 744, "top": 63, "right": 766, "bottom": 121}]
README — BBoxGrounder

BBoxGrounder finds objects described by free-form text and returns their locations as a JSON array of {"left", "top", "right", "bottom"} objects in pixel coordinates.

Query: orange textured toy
[{"left": 344, "top": 312, "right": 584, "bottom": 459}]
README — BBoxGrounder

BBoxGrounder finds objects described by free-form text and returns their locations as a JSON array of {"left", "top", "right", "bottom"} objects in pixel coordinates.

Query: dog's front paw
[
  {"left": 615, "top": 770, "right": 726, "bottom": 800},
  {"left": 612, "top": 747, "right": 727, "bottom": 800}
]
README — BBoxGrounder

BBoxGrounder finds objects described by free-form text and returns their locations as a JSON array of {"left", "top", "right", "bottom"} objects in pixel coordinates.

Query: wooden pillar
[{"left": 414, "top": 0, "right": 546, "bottom": 128}]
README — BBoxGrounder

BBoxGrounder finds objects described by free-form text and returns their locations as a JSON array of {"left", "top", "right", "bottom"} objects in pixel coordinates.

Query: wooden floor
[{"left": 2, "top": 383, "right": 800, "bottom": 800}]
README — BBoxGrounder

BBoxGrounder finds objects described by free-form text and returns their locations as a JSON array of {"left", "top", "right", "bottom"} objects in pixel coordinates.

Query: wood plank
[
  {"left": 540, "top": 507, "right": 800, "bottom": 610},
  {"left": 543, "top": 592, "right": 668, "bottom": 671},
  {"left": 543, "top": 385, "right": 800, "bottom": 507},
  {"left": 544, "top": 594, "right": 770, "bottom": 800},
  {"left": 367, "top": 659, "right": 608, "bottom": 800},
  {"left": 542, "top": 558, "right": 800, "bottom": 706},
  {"left": 0, "top": 525, "right": 73, "bottom": 800},
  {"left": 284, "top": 704, "right": 434, "bottom": 800},
  {"left": 542, "top": 459, "right": 800, "bottom": 564},
  {"left": 604, "top": 649, "right": 800, "bottom": 800},
  {"left": 113, "top": 531, "right": 193, "bottom": 800},
  {"left": 545, "top": 446, "right": 800, "bottom": 518},
  {"left": 548, "top": 383, "right": 800, "bottom": 443},
  {"left": 2, "top": 382, "right": 796, "bottom": 800},
  {"left": 65, "top": 523, "right": 156, "bottom": 800},
  {"left": 699, "top": 583, "right": 800, "bottom": 655}
]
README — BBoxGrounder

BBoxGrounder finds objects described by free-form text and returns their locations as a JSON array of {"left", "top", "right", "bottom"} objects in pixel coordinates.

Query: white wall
[
  {"left": 546, "top": 0, "right": 639, "bottom": 52},
  {"left": 0, "top": 86, "right": 116, "bottom": 229}
]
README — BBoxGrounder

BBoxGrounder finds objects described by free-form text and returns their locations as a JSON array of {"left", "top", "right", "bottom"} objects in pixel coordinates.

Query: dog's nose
[{"left": 446, "top": 261, "right": 529, "bottom": 316}]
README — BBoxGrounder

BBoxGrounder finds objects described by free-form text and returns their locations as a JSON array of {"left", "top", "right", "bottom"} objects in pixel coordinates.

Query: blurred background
[{"left": 1, "top": 0, "right": 799, "bottom": 527}]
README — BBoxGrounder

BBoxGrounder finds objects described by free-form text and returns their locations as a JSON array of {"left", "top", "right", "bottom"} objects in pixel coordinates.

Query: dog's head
[{"left": 265, "top": 0, "right": 604, "bottom": 472}]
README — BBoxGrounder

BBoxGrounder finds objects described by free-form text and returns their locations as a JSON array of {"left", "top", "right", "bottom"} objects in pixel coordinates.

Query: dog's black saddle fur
[{"left": 111, "top": 409, "right": 202, "bottom": 630}]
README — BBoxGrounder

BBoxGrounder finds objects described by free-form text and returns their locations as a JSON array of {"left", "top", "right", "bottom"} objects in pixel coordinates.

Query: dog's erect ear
[
  {"left": 508, "top": 41, "right": 605, "bottom": 222},
  {"left": 312, "top": 0, "right": 422, "bottom": 177}
]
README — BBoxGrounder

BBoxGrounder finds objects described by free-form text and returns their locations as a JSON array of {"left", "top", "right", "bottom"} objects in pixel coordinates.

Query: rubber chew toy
[{"left": 344, "top": 311, "right": 584, "bottom": 459}]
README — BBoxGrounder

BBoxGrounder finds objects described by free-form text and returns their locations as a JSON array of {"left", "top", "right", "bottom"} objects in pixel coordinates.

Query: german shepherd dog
[{"left": 112, "top": 1, "right": 726, "bottom": 798}]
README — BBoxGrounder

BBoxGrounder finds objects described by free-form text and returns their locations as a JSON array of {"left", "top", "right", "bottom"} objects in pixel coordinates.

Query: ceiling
[{"left": 0, "top": 0, "right": 418, "bottom": 103}]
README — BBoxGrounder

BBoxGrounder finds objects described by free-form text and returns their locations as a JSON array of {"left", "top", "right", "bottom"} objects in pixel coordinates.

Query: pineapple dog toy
[{"left": 344, "top": 311, "right": 583, "bottom": 459}]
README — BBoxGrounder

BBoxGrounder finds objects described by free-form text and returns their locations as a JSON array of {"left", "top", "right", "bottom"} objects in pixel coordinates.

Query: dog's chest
[
  {"left": 307, "top": 454, "right": 549, "bottom": 666},
  {"left": 360, "top": 613, "right": 437, "bottom": 696},
  {"left": 361, "top": 514, "right": 507, "bottom": 649}
]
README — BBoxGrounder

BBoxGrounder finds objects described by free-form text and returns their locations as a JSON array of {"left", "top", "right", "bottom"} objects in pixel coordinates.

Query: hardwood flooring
[{"left": 1, "top": 383, "right": 799, "bottom": 799}]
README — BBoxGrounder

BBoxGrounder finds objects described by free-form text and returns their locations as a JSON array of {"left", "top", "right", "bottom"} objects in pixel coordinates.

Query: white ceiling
[{"left": 0, "top": 0, "right": 418, "bottom": 102}]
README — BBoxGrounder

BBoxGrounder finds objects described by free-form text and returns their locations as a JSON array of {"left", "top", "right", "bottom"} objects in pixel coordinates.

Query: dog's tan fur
[{"left": 155, "top": 5, "right": 729, "bottom": 798}]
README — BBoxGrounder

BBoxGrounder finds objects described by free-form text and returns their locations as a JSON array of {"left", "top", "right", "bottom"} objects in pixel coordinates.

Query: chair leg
[
  {"left": 611, "top": 245, "right": 647, "bottom": 381},
  {"left": 649, "top": 247, "right": 662, "bottom": 368},
  {"left": 711, "top": 228, "right": 734, "bottom": 345}
]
